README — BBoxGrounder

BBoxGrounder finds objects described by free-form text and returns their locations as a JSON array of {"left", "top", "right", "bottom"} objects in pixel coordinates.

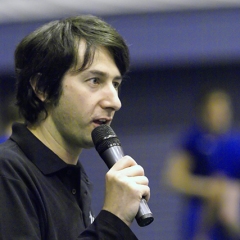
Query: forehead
[
  {"left": 77, "top": 40, "right": 88, "bottom": 61},
  {"left": 74, "top": 40, "right": 120, "bottom": 75},
  {"left": 207, "top": 92, "right": 230, "bottom": 105}
]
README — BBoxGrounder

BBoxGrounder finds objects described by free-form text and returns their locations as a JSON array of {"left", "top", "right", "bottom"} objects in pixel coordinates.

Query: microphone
[{"left": 91, "top": 124, "right": 154, "bottom": 227}]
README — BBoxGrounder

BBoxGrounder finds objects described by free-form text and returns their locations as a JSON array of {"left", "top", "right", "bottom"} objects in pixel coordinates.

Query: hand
[
  {"left": 102, "top": 155, "right": 150, "bottom": 226},
  {"left": 206, "top": 176, "right": 226, "bottom": 202},
  {"left": 218, "top": 180, "right": 240, "bottom": 237}
]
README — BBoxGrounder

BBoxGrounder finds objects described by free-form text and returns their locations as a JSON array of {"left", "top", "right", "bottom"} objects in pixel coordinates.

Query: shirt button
[{"left": 72, "top": 189, "right": 76, "bottom": 195}]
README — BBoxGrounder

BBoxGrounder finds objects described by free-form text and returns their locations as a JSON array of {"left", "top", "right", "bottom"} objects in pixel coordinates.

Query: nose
[{"left": 101, "top": 84, "right": 122, "bottom": 111}]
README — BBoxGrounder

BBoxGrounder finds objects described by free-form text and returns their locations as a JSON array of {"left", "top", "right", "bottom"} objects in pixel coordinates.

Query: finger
[
  {"left": 111, "top": 155, "right": 137, "bottom": 171},
  {"left": 140, "top": 185, "right": 151, "bottom": 202},
  {"left": 130, "top": 176, "right": 149, "bottom": 186},
  {"left": 126, "top": 177, "right": 150, "bottom": 201},
  {"left": 120, "top": 164, "right": 145, "bottom": 177}
]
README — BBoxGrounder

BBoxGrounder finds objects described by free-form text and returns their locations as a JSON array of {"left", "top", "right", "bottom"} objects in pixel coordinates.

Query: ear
[{"left": 30, "top": 73, "right": 47, "bottom": 102}]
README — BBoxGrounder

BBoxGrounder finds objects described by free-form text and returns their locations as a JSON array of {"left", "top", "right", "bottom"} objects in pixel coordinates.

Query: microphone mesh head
[{"left": 91, "top": 125, "right": 121, "bottom": 154}]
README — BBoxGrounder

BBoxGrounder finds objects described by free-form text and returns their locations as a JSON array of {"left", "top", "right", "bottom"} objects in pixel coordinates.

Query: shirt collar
[{"left": 10, "top": 122, "right": 76, "bottom": 175}]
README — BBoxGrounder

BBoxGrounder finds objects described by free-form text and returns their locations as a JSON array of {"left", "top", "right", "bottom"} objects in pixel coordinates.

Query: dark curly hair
[{"left": 14, "top": 15, "right": 130, "bottom": 124}]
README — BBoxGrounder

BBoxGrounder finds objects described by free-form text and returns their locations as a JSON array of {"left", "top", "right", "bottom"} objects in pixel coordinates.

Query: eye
[
  {"left": 88, "top": 78, "right": 100, "bottom": 86},
  {"left": 113, "top": 81, "right": 122, "bottom": 90}
]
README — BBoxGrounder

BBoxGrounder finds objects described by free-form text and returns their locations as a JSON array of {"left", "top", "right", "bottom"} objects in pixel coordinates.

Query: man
[{"left": 0, "top": 15, "right": 150, "bottom": 239}]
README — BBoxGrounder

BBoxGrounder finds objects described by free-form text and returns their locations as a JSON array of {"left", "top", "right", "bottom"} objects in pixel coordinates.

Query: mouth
[{"left": 93, "top": 118, "right": 111, "bottom": 126}]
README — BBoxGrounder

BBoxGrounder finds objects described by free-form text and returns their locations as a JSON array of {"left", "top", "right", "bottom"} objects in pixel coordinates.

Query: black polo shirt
[{"left": 0, "top": 123, "right": 137, "bottom": 239}]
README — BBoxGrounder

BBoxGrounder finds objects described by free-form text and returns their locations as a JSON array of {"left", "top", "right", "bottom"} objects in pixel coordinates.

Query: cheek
[
  {"left": 54, "top": 90, "right": 80, "bottom": 121},
  {"left": 63, "top": 85, "right": 84, "bottom": 108},
  {"left": 61, "top": 83, "right": 97, "bottom": 118}
]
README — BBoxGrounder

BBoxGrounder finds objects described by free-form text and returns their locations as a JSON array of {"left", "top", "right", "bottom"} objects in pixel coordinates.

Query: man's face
[
  {"left": 203, "top": 92, "right": 232, "bottom": 134},
  {"left": 46, "top": 42, "right": 122, "bottom": 150}
]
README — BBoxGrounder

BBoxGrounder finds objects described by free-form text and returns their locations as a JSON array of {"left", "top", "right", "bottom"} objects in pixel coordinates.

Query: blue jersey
[
  {"left": 182, "top": 125, "right": 240, "bottom": 178},
  {"left": 0, "top": 135, "right": 8, "bottom": 144},
  {"left": 179, "top": 124, "right": 240, "bottom": 240}
]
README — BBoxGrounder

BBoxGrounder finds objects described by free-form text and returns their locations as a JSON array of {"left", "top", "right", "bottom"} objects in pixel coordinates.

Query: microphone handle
[{"left": 100, "top": 146, "right": 154, "bottom": 227}]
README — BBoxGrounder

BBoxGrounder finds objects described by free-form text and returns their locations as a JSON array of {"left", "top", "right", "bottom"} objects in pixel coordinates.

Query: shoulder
[
  {"left": 0, "top": 139, "right": 33, "bottom": 180},
  {"left": 178, "top": 125, "right": 202, "bottom": 145},
  {"left": 0, "top": 139, "right": 26, "bottom": 161}
]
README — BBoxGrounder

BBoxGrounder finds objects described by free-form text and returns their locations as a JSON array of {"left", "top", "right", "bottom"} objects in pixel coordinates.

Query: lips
[
  {"left": 93, "top": 118, "right": 111, "bottom": 125},
  {"left": 94, "top": 119, "right": 107, "bottom": 125}
]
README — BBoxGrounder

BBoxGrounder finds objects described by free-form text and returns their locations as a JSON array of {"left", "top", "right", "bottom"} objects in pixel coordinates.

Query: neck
[{"left": 27, "top": 122, "right": 82, "bottom": 165}]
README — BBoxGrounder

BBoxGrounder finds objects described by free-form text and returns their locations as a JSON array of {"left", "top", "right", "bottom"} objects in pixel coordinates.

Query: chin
[{"left": 82, "top": 140, "right": 95, "bottom": 149}]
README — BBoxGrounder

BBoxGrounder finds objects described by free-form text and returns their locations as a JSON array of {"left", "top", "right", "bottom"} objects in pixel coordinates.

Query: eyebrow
[{"left": 87, "top": 70, "right": 123, "bottom": 81}]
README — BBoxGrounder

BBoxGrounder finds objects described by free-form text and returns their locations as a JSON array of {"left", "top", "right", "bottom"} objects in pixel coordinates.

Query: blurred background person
[
  {"left": 0, "top": 81, "right": 19, "bottom": 143},
  {"left": 165, "top": 88, "right": 240, "bottom": 240}
]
